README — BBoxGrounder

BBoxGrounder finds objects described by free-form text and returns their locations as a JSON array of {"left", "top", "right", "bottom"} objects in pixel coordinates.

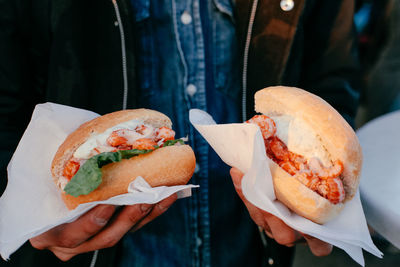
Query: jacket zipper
[
  {"left": 87, "top": 2, "right": 128, "bottom": 265},
  {"left": 242, "top": 0, "right": 269, "bottom": 249},
  {"left": 89, "top": 250, "right": 99, "bottom": 267},
  {"left": 112, "top": 0, "right": 129, "bottom": 110},
  {"left": 242, "top": 0, "right": 259, "bottom": 121},
  {"left": 88, "top": 1, "right": 128, "bottom": 265}
]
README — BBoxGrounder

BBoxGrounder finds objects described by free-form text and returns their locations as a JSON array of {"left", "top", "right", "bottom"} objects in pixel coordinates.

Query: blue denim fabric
[{"left": 118, "top": 1, "right": 264, "bottom": 266}]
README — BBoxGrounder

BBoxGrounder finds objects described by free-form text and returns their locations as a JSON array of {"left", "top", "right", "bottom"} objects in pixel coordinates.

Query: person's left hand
[{"left": 230, "top": 167, "right": 333, "bottom": 257}]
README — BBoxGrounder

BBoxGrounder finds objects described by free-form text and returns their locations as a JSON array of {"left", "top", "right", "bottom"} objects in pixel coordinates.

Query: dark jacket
[{"left": 0, "top": 0, "right": 360, "bottom": 266}]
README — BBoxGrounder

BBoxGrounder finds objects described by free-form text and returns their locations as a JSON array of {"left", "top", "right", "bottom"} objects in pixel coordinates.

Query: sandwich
[
  {"left": 246, "top": 86, "right": 362, "bottom": 224},
  {"left": 51, "top": 109, "right": 196, "bottom": 210}
]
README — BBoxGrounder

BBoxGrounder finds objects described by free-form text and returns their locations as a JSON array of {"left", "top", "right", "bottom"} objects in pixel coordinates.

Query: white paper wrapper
[
  {"left": 0, "top": 103, "right": 198, "bottom": 260},
  {"left": 357, "top": 111, "right": 400, "bottom": 250},
  {"left": 189, "top": 109, "right": 382, "bottom": 266}
]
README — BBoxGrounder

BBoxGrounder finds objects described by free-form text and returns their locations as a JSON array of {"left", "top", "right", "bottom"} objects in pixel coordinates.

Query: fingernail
[
  {"left": 158, "top": 195, "right": 177, "bottom": 211},
  {"left": 158, "top": 203, "right": 167, "bottom": 211},
  {"left": 94, "top": 206, "right": 114, "bottom": 226},
  {"left": 140, "top": 204, "right": 153, "bottom": 213},
  {"left": 158, "top": 202, "right": 173, "bottom": 211}
]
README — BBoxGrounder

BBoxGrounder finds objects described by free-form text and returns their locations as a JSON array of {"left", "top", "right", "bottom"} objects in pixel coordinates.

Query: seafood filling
[
  {"left": 60, "top": 123, "right": 176, "bottom": 188},
  {"left": 247, "top": 115, "right": 345, "bottom": 204}
]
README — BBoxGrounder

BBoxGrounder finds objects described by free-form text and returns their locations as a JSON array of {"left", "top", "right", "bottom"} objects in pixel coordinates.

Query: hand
[
  {"left": 29, "top": 194, "right": 177, "bottom": 261},
  {"left": 230, "top": 167, "right": 332, "bottom": 257}
]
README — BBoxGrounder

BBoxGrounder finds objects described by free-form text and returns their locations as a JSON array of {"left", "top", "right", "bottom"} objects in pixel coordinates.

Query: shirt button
[
  {"left": 186, "top": 84, "right": 197, "bottom": 97},
  {"left": 268, "top": 258, "right": 274, "bottom": 265},
  {"left": 181, "top": 11, "right": 192, "bottom": 25},
  {"left": 280, "top": 0, "right": 294, "bottom": 11},
  {"left": 196, "top": 237, "right": 202, "bottom": 247},
  {"left": 194, "top": 163, "right": 200, "bottom": 174}
]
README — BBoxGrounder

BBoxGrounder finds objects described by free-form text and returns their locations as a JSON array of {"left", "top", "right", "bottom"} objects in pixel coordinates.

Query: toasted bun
[
  {"left": 51, "top": 109, "right": 196, "bottom": 210},
  {"left": 61, "top": 145, "right": 195, "bottom": 210},
  {"left": 255, "top": 86, "right": 362, "bottom": 224}
]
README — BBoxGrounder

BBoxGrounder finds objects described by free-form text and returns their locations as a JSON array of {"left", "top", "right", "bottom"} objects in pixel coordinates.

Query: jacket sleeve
[
  {"left": 298, "top": 0, "right": 361, "bottom": 127},
  {"left": 0, "top": 0, "right": 41, "bottom": 195}
]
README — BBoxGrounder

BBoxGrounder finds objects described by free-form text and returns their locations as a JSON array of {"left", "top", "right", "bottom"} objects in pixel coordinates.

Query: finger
[
  {"left": 264, "top": 226, "right": 274, "bottom": 239},
  {"left": 51, "top": 194, "right": 177, "bottom": 258},
  {"left": 30, "top": 205, "right": 115, "bottom": 250},
  {"left": 232, "top": 167, "right": 303, "bottom": 247},
  {"left": 231, "top": 167, "right": 301, "bottom": 247},
  {"left": 230, "top": 167, "right": 251, "bottom": 209},
  {"left": 230, "top": 168, "right": 270, "bottom": 229},
  {"left": 47, "top": 203, "right": 154, "bottom": 261},
  {"left": 85, "top": 203, "right": 154, "bottom": 248},
  {"left": 230, "top": 167, "right": 244, "bottom": 197},
  {"left": 131, "top": 193, "right": 178, "bottom": 232},
  {"left": 266, "top": 215, "right": 302, "bottom": 246},
  {"left": 303, "top": 234, "right": 333, "bottom": 257}
]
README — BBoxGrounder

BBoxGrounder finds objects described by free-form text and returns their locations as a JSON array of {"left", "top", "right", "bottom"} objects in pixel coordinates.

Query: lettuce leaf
[
  {"left": 63, "top": 139, "right": 185, "bottom": 197},
  {"left": 64, "top": 149, "right": 152, "bottom": 197},
  {"left": 163, "top": 139, "right": 184, "bottom": 146}
]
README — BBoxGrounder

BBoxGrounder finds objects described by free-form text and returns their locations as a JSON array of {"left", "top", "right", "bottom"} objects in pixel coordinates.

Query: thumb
[{"left": 230, "top": 167, "right": 244, "bottom": 191}]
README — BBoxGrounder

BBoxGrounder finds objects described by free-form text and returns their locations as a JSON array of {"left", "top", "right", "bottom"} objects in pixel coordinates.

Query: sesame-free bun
[
  {"left": 255, "top": 86, "right": 362, "bottom": 224},
  {"left": 51, "top": 109, "right": 196, "bottom": 210},
  {"left": 61, "top": 145, "right": 195, "bottom": 210}
]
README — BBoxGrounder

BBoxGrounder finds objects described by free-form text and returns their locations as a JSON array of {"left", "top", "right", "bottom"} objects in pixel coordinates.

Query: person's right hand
[{"left": 29, "top": 194, "right": 177, "bottom": 261}]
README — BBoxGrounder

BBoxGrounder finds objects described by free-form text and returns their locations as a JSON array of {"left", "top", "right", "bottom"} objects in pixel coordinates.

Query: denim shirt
[{"left": 118, "top": 1, "right": 264, "bottom": 266}]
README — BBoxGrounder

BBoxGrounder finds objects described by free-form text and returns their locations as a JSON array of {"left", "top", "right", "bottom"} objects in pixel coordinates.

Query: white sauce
[
  {"left": 58, "top": 176, "right": 70, "bottom": 190},
  {"left": 308, "top": 157, "right": 325, "bottom": 176},
  {"left": 73, "top": 119, "right": 155, "bottom": 159},
  {"left": 270, "top": 115, "right": 332, "bottom": 166}
]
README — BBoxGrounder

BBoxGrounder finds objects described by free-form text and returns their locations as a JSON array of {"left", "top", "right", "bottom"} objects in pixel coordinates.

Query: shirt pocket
[{"left": 212, "top": 0, "right": 241, "bottom": 99}]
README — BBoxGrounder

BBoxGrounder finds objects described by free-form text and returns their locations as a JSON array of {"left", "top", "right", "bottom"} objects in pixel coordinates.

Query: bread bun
[
  {"left": 255, "top": 86, "right": 362, "bottom": 224},
  {"left": 52, "top": 109, "right": 196, "bottom": 210}
]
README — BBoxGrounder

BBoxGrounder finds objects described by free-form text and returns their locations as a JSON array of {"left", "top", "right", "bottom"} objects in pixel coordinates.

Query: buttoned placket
[{"left": 172, "top": 0, "right": 211, "bottom": 266}]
